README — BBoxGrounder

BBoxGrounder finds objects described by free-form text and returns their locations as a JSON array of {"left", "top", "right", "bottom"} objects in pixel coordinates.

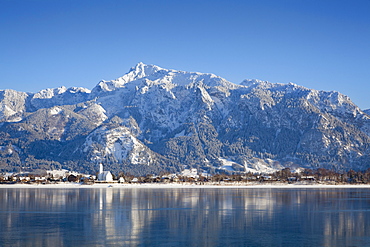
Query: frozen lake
[{"left": 1, "top": 187, "right": 370, "bottom": 246}]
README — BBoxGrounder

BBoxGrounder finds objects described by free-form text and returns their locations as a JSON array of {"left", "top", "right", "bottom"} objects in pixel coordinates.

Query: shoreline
[{"left": 1, "top": 182, "right": 370, "bottom": 189}]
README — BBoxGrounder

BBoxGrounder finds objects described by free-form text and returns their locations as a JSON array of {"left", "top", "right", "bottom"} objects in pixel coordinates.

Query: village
[{"left": 2, "top": 164, "right": 370, "bottom": 186}]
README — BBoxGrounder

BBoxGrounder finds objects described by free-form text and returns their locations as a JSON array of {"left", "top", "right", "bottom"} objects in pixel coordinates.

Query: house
[
  {"left": 3, "top": 172, "right": 14, "bottom": 181},
  {"left": 47, "top": 169, "right": 69, "bottom": 180},
  {"left": 301, "top": 176, "right": 315, "bottom": 181},
  {"left": 261, "top": 175, "right": 272, "bottom": 181},
  {"left": 97, "top": 164, "right": 113, "bottom": 182},
  {"left": 181, "top": 168, "right": 199, "bottom": 179}
]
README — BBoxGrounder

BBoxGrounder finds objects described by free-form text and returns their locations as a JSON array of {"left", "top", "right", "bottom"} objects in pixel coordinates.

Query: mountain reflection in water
[{"left": 0, "top": 188, "right": 370, "bottom": 246}]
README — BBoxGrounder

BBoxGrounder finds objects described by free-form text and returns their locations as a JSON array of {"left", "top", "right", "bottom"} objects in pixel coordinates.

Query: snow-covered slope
[
  {"left": 83, "top": 125, "right": 153, "bottom": 165},
  {"left": 0, "top": 89, "right": 28, "bottom": 122},
  {"left": 29, "top": 86, "right": 90, "bottom": 110}
]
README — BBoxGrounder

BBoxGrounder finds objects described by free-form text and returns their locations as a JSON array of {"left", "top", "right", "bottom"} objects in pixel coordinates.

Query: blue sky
[{"left": 1, "top": 0, "right": 370, "bottom": 109}]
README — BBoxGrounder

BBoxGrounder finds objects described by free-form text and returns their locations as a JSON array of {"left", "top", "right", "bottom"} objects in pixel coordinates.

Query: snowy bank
[{"left": 1, "top": 182, "right": 370, "bottom": 189}]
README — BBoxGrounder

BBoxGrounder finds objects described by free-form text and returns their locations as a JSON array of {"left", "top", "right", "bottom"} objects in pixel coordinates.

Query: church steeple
[{"left": 99, "top": 163, "right": 103, "bottom": 174}]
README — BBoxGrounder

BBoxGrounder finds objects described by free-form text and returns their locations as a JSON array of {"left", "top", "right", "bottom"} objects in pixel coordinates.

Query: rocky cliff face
[{"left": 1, "top": 63, "right": 369, "bottom": 175}]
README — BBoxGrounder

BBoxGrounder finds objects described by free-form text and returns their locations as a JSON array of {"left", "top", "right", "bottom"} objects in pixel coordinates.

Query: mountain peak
[
  {"left": 94, "top": 63, "right": 171, "bottom": 92},
  {"left": 128, "top": 62, "right": 167, "bottom": 79},
  {"left": 93, "top": 63, "right": 236, "bottom": 93}
]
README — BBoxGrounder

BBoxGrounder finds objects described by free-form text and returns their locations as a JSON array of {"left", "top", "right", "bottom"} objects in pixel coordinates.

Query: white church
[{"left": 97, "top": 164, "right": 113, "bottom": 182}]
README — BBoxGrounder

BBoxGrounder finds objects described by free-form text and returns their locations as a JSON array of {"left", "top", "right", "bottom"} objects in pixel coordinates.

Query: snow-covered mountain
[{"left": 1, "top": 63, "right": 370, "bottom": 175}]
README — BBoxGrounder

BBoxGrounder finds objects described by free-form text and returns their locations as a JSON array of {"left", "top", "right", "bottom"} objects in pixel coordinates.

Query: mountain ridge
[{"left": 1, "top": 63, "right": 369, "bottom": 175}]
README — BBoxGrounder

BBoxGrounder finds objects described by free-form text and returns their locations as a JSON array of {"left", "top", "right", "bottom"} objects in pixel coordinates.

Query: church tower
[{"left": 99, "top": 163, "right": 103, "bottom": 174}]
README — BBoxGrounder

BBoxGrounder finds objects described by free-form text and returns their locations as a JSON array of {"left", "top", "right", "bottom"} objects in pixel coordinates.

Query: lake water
[{"left": 1, "top": 187, "right": 370, "bottom": 246}]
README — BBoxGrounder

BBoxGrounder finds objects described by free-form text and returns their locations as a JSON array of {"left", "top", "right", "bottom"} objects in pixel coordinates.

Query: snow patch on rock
[{"left": 50, "top": 107, "right": 63, "bottom": 115}]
